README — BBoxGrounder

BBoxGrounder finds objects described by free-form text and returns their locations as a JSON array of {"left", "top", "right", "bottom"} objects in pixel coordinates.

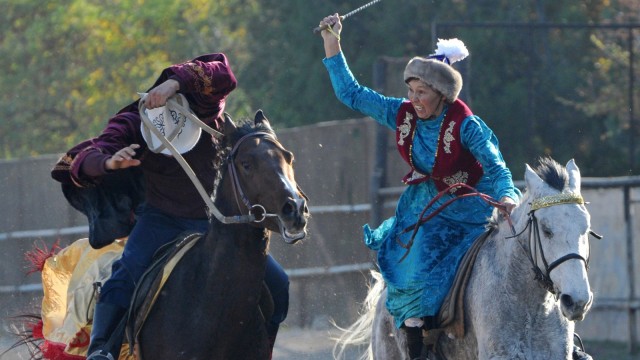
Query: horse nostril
[
  {"left": 561, "top": 294, "right": 574, "bottom": 308},
  {"left": 282, "top": 200, "right": 295, "bottom": 217}
]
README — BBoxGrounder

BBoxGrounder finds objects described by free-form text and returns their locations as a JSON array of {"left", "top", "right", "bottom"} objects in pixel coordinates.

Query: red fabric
[
  {"left": 68, "top": 328, "right": 90, "bottom": 349},
  {"left": 30, "top": 319, "right": 44, "bottom": 339},
  {"left": 24, "top": 240, "right": 61, "bottom": 275},
  {"left": 395, "top": 99, "right": 483, "bottom": 194},
  {"left": 42, "top": 340, "right": 86, "bottom": 360}
]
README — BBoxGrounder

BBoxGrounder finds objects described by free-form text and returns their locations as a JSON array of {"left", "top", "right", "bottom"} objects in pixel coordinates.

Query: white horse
[{"left": 334, "top": 158, "right": 594, "bottom": 360}]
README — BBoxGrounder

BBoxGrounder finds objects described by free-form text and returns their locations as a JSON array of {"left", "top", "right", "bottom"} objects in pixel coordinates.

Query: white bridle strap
[{"left": 139, "top": 103, "right": 253, "bottom": 224}]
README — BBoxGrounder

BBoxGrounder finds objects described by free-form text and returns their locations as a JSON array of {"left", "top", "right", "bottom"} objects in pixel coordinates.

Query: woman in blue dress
[{"left": 318, "top": 14, "right": 520, "bottom": 359}]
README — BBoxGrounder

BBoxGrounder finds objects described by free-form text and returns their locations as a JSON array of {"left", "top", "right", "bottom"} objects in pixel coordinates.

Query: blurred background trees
[{"left": 0, "top": 0, "right": 638, "bottom": 176}]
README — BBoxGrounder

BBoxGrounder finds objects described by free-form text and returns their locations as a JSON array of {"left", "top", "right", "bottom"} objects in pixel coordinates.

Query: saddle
[{"left": 125, "top": 231, "right": 203, "bottom": 352}]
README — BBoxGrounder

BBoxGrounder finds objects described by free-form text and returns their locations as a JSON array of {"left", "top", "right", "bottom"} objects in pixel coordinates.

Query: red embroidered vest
[{"left": 395, "top": 99, "right": 483, "bottom": 194}]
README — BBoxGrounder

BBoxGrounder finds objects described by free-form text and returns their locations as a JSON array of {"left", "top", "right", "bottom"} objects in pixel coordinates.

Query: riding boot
[
  {"left": 86, "top": 302, "right": 127, "bottom": 360},
  {"left": 401, "top": 326, "right": 425, "bottom": 360},
  {"left": 266, "top": 322, "right": 279, "bottom": 360}
]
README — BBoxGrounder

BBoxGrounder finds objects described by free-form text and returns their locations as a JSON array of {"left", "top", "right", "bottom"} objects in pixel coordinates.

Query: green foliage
[
  {"left": 0, "top": 0, "right": 637, "bottom": 176},
  {"left": 0, "top": 0, "right": 256, "bottom": 158}
]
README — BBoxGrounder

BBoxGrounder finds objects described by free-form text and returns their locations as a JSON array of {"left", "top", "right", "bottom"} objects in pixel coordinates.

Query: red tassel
[
  {"left": 30, "top": 319, "right": 44, "bottom": 339},
  {"left": 24, "top": 239, "right": 61, "bottom": 275}
]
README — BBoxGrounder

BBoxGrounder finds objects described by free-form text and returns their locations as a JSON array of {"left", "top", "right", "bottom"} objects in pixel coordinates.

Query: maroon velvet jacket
[
  {"left": 395, "top": 99, "right": 483, "bottom": 194},
  {"left": 51, "top": 53, "right": 237, "bottom": 248}
]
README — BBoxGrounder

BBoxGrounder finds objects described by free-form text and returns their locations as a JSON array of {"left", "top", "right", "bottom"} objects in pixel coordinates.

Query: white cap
[{"left": 139, "top": 93, "right": 202, "bottom": 155}]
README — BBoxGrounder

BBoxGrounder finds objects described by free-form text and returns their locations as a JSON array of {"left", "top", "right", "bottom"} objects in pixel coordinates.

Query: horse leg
[{"left": 372, "top": 290, "right": 409, "bottom": 360}]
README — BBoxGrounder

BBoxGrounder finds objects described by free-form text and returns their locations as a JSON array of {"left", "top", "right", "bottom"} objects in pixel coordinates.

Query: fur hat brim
[{"left": 404, "top": 57, "right": 463, "bottom": 103}]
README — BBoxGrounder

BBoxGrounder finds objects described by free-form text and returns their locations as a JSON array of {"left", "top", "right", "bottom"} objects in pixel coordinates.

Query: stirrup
[{"left": 86, "top": 349, "right": 115, "bottom": 360}]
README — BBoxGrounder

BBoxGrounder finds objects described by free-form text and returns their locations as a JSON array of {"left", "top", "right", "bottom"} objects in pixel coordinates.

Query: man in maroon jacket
[{"left": 52, "top": 53, "right": 290, "bottom": 359}]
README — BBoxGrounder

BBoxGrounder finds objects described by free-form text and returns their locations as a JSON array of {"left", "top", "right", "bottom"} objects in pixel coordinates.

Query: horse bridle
[
  {"left": 227, "top": 131, "right": 287, "bottom": 223},
  {"left": 226, "top": 131, "right": 308, "bottom": 242},
  {"left": 507, "top": 192, "right": 601, "bottom": 295}
]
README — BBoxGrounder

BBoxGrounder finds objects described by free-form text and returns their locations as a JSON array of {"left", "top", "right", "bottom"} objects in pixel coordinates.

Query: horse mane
[
  {"left": 210, "top": 118, "right": 277, "bottom": 197},
  {"left": 487, "top": 156, "right": 569, "bottom": 228},
  {"left": 532, "top": 156, "right": 568, "bottom": 192}
]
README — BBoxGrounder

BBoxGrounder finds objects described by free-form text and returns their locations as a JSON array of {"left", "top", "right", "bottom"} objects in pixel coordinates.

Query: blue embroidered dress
[{"left": 323, "top": 52, "right": 521, "bottom": 328}]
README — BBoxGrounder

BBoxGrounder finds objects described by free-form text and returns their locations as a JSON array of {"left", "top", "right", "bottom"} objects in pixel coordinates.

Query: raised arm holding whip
[{"left": 312, "top": 0, "right": 382, "bottom": 33}]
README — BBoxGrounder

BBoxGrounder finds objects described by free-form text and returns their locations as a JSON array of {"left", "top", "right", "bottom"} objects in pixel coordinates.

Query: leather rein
[
  {"left": 396, "top": 183, "right": 602, "bottom": 294},
  {"left": 395, "top": 183, "right": 514, "bottom": 263},
  {"left": 506, "top": 193, "right": 601, "bottom": 295},
  {"left": 139, "top": 97, "right": 290, "bottom": 225}
]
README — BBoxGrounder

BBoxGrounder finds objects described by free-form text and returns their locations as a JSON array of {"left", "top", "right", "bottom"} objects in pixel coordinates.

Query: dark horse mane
[
  {"left": 211, "top": 117, "right": 277, "bottom": 195},
  {"left": 533, "top": 156, "right": 569, "bottom": 192},
  {"left": 213, "top": 118, "right": 276, "bottom": 164},
  {"left": 487, "top": 156, "right": 569, "bottom": 229}
]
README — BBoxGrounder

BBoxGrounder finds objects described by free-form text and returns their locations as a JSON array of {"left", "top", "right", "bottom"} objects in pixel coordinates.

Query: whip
[{"left": 313, "top": 0, "right": 382, "bottom": 34}]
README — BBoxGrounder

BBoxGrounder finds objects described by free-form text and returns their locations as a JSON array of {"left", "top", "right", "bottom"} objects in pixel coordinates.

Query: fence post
[{"left": 624, "top": 185, "right": 638, "bottom": 354}]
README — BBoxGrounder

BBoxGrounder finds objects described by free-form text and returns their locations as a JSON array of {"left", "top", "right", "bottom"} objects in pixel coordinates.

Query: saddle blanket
[{"left": 38, "top": 238, "right": 135, "bottom": 360}]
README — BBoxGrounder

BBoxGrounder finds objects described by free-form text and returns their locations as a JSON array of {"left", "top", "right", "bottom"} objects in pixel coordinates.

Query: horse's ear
[
  {"left": 224, "top": 112, "right": 237, "bottom": 136},
  {"left": 524, "top": 163, "right": 545, "bottom": 194},
  {"left": 254, "top": 109, "right": 273, "bottom": 131},
  {"left": 566, "top": 159, "right": 581, "bottom": 193}
]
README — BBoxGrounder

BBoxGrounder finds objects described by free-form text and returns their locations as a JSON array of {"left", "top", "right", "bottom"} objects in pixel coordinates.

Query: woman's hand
[
  {"left": 319, "top": 13, "right": 342, "bottom": 58},
  {"left": 499, "top": 196, "right": 517, "bottom": 214},
  {"left": 143, "top": 79, "right": 180, "bottom": 109},
  {"left": 105, "top": 144, "right": 141, "bottom": 170}
]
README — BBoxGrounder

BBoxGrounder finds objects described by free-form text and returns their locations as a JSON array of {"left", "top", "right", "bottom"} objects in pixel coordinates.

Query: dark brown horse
[{"left": 134, "top": 110, "right": 309, "bottom": 359}]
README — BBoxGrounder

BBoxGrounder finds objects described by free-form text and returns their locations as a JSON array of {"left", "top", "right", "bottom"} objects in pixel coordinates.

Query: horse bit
[{"left": 508, "top": 192, "right": 602, "bottom": 295}]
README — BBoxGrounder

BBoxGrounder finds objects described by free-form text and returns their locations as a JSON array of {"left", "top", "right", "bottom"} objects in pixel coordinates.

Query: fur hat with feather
[{"left": 404, "top": 38, "right": 469, "bottom": 103}]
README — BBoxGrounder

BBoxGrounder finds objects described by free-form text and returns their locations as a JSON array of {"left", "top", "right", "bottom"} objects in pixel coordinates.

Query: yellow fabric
[{"left": 41, "top": 238, "right": 135, "bottom": 359}]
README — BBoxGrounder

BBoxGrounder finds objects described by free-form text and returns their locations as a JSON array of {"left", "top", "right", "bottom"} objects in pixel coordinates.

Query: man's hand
[
  {"left": 105, "top": 144, "right": 141, "bottom": 170},
  {"left": 143, "top": 79, "right": 180, "bottom": 109}
]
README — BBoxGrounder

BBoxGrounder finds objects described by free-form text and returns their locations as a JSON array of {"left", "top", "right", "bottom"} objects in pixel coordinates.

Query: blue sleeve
[
  {"left": 323, "top": 52, "right": 404, "bottom": 130},
  {"left": 460, "top": 116, "right": 521, "bottom": 202}
]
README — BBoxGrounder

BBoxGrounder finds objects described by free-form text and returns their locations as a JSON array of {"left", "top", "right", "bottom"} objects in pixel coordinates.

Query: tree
[{"left": 0, "top": 0, "right": 256, "bottom": 158}]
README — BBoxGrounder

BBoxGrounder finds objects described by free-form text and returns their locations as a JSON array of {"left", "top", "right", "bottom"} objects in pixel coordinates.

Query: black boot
[
  {"left": 401, "top": 326, "right": 425, "bottom": 360},
  {"left": 266, "top": 322, "right": 279, "bottom": 360},
  {"left": 86, "top": 302, "right": 127, "bottom": 360}
]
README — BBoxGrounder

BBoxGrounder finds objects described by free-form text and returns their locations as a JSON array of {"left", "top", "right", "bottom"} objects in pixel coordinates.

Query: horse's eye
[
  {"left": 284, "top": 150, "right": 294, "bottom": 165},
  {"left": 541, "top": 224, "right": 553, "bottom": 238},
  {"left": 241, "top": 161, "right": 251, "bottom": 171}
]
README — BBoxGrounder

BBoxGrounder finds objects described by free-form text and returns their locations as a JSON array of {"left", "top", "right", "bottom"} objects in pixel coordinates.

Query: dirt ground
[
  {"left": 2, "top": 327, "right": 635, "bottom": 360},
  {"left": 273, "top": 326, "right": 357, "bottom": 360},
  {"left": 274, "top": 327, "right": 638, "bottom": 360},
  {"left": 0, "top": 326, "right": 354, "bottom": 360}
]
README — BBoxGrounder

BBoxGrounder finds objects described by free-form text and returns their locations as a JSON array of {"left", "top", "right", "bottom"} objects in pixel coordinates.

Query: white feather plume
[{"left": 433, "top": 38, "right": 469, "bottom": 64}]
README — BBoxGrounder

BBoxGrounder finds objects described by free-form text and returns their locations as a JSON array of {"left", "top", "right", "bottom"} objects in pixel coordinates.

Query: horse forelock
[
  {"left": 533, "top": 157, "right": 568, "bottom": 192},
  {"left": 213, "top": 119, "right": 277, "bottom": 170},
  {"left": 227, "top": 119, "right": 276, "bottom": 145}
]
